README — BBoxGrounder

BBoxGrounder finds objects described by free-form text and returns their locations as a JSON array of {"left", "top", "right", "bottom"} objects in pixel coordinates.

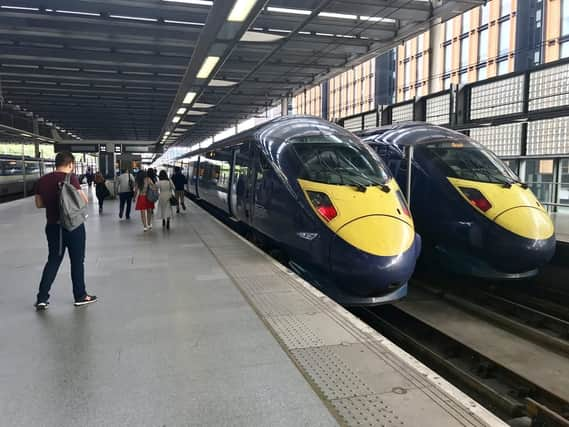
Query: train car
[
  {"left": 359, "top": 122, "right": 555, "bottom": 279},
  {"left": 180, "top": 116, "right": 421, "bottom": 305},
  {"left": 0, "top": 155, "right": 55, "bottom": 197}
]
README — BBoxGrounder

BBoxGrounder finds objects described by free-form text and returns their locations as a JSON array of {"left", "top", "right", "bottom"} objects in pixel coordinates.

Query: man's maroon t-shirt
[{"left": 35, "top": 172, "right": 82, "bottom": 224}]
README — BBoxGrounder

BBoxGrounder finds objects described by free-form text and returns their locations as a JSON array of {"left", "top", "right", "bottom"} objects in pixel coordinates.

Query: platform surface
[
  {"left": 0, "top": 189, "right": 506, "bottom": 427},
  {"left": 552, "top": 211, "right": 569, "bottom": 242}
]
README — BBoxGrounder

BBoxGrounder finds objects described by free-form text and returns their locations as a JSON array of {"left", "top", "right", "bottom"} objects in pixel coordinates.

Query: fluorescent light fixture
[
  {"left": 1, "top": 6, "right": 39, "bottom": 11},
  {"left": 109, "top": 15, "right": 158, "bottom": 22},
  {"left": 193, "top": 102, "right": 214, "bottom": 108},
  {"left": 241, "top": 31, "right": 284, "bottom": 42},
  {"left": 196, "top": 56, "right": 220, "bottom": 79},
  {"left": 266, "top": 6, "right": 310, "bottom": 15},
  {"left": 209, "top": 79, "right": 238, "bottom": 87},
  {"left": 164, "top": 131, "right": 171, "bottom": 136},
  {"left": 180, "top": 121, "right": 196, "bottom": 125},
  {"left": 172, "top": 116, "right": 181, "bottom": 123},
  {"left": 164, "top": 19, "right": 204, "bottom": 26},
  {"left": 177, "top": 107, "right": 187, "bottom": 115},
  {"left": 20, "top": 133, "right": 32, "bottom": 137},
  {"left": 359, "top": 16, "right": 396, "bottom": 23},
  {"left": 183, "top": 91, "right": 196, "bottom": 104},
  {"left": 163, "top": 0, "right": 213, "bottom": 5},
  {"left": 315, "top": 32, "right": 334, "bottom": 37},
  {"left": 186, "top": 110, "right": 207, "bottom": 115},
  {"left": 55, "top": 10, "right": 100, "bottom": 17},
  {"left": 318, "top": 12, "right": 357, "bottom": 19},
  {"left": 227, "top": 0, "right": 257, "bottom": 22}
]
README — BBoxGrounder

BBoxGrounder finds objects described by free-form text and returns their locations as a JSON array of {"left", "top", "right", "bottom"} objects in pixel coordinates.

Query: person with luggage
[
  {"left": 94, "top": 172, "right": 109, "bottom": 214},
  {"left": 134, "top": 170, "right": 158, "bottom": 232},
  {"left": 171, "top": 166, "right": 187, "bottom": 213},
  {"left": 157, "top": 170, "right": 175, "bottom": 229},
  {"left": 34, "top": 151, "right": 97, "bottom": 310},
  {"left": 117, "top": 168, "right": 135, "bottom": 220}
]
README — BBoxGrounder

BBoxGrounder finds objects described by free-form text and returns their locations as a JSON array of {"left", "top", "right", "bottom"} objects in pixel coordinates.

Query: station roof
[{"left": 0, "top": 0, "right": 482, "bottom": 145}]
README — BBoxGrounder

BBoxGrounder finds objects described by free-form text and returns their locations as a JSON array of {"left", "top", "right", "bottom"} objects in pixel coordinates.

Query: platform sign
[
  {"left": 114, "top": 145, "right": 122, "bottom": 154},
  {"left": 99, "top": 144, "right": 107, "bottom": 152},
  {"left": 54, "top": 144, "right": 99, "bottom": 153}
]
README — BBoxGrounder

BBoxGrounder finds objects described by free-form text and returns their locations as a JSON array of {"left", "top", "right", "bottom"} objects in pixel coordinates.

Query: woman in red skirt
[{"left": 135, "top": 170, "right": 157, "bottom": 232}]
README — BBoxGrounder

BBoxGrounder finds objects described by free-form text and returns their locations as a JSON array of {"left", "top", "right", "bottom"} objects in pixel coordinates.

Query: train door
[
  {"left": 231, "top": 142, "right": 254, "bottom": 224},
  {"left": 250, "top": 146, "right": 274, "bottom": 234}
]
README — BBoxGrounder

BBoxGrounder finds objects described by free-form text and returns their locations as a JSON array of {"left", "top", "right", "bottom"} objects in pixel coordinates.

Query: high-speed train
[
  {"left": 359, "top": 122, "right": 555, "bottom": 279},
  {"left": 0, "top": 155, "right": 54, "bottom": 198},
  {"left": 179, "top": 116, "right": 421, "bottom": 304}
]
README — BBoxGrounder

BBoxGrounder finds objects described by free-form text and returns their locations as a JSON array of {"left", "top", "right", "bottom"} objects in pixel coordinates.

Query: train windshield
[
  {"left": 419, "top": 140, "right": 519, "bottom": 184},
  {"left": 290, "top": 134, "right": 389, "bottom": 186}
]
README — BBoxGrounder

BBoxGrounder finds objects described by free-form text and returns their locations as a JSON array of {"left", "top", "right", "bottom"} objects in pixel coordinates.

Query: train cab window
[
  {"left": 419, "top": 140, "right": 519, "bottom": 184},
  {"left": 291, "top": 135, "right": 389, "bottom": 187}
]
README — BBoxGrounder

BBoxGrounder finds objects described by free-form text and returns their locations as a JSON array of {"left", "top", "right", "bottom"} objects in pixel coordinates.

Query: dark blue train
[
  {"left": 359, "top": 122, "right": 556, "bottom": 279},
  {"left": 181, "top": 116, "right": 421, "bottom": 305}
]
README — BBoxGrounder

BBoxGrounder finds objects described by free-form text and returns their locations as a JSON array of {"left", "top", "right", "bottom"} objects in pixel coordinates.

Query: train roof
[
  {"left": 180, "top": 115, "right": 357, "bottom": 159},
  {"left": 358, "top": 122, "right": 471, "bottom": 147}
]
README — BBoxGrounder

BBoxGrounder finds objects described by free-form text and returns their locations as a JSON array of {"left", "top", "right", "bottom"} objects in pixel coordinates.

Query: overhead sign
[{"left": 54, "top": 144, "right": 99, "bottom": 153}]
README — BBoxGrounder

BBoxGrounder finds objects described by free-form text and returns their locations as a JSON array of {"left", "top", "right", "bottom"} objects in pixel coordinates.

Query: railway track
[{"left": 352, "top": 286, "right": 569, "bottom": 427}]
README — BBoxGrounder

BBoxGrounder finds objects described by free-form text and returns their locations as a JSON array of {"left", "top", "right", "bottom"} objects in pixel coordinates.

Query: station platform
[
  {"left": 0, "top": 189, "right": 505, "bottom": 427},
  {"left": 552, "top": 212, "right": 569, "bottom": 243}
]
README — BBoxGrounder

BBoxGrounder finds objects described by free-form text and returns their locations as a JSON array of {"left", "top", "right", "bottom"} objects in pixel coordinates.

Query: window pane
[
  {"left": 479, "top": 28, "right": 488, "bottom": 61},
  {"left": 416, "top": 56, "right": 424, "bottom": 83},
  {"left": 404, "top": 61, "right": 410, "bottom": 86},
  {"left": 499, "top": 19, "right": 510, "bottom": 55},
  {"left": 461, "top": 37, "right": 469, "bottom": 68},
  {"left": 525, "top": 159, "right": 555, "bottom": 205},
  {"left": 563, "top": 0, "right": 569, "bottom": 36},
  {"left": 501, "top": 0, "right": 511, "bottom": 17},
  {"left": 445, "top": 20, "right": 453, "bottom": 41},
  {"left": 562, "top": 41, "right": 569, "bottom": 59},
  {"left": 460, "top": 71, "right": 468, "bottom": 84},
  {"left": 444, "top": 45, "right": 452, "bottom": 73},
  {"left": 478, "top": 65, "right": 487, "bottom": 80},
  {"left": 480, "top": 4, "right": 489, "bottom": 25},
  {"left": 498, "top": 60, "right": 509, "bottom": 76},
  {"left": 443, "top": 76, "right": 451, "bottom": 89},
  {"left": 417, "top": 34, "right": 424, "bottom": 53},
  {"left": 462, "top": 11, "right": 470, "bottom": 34}
]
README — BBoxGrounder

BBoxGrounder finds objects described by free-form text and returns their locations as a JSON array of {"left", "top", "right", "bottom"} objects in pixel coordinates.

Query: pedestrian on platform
[
  {"left": 135, "top": 170, "right": 156, "bottom": 232},
  {"left": 85, "top": 167, "right": 93, "bottom": 188},
  {"left": 117, "top": 168, "right": 135, "bottom": 220},
  {"left": 94, "top": 172, "right": 109, "bottom": 214},
  {"left": 171, "top": 166, "right": 187, "bottom": 213},
  {"left": 158, "top": 170, "right": 175, "bottom": 229},
  {"left": 34, "top": 151, "right": 97, "bottom": 310}
]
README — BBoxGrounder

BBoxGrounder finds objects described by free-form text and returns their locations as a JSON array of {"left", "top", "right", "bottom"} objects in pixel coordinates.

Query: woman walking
[
  {"left": 157, "top": 170, "right": 175, "bottom": 229},
  {"left": 94, "top": 172, "right": 109, "bottom": 214},
  {"left": 134, "top": 170, "right": 157, "bottom": 231}
]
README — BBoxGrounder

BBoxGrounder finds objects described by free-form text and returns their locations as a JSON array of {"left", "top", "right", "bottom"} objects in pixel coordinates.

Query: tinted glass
[
  {"left": 291, "top": 135, "right": 389, "bottom": 186},
  {"left": 418, "top": 140, "right": 519, "bottom": 184}
]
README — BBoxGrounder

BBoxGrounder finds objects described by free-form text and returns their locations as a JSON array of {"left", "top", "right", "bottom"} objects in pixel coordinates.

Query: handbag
[
  {"left": 146, "top": 183, "right": 159, "bottom": 203},
  {"left": 169, "top": 195, "right": 178, "bottom": 206}
]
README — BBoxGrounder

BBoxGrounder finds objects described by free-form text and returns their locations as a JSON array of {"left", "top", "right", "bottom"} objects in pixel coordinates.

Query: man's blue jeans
[{"left": 37, "top": 224, "right": 86, "bottom": 303}]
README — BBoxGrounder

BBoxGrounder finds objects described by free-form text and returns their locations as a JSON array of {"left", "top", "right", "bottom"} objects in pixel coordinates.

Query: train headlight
[
  {"left": 459, "top": 187, "right": 492, "bottom": 212},
  {"left": 306, "top": 191, "right": 337, "bottom": 222}
]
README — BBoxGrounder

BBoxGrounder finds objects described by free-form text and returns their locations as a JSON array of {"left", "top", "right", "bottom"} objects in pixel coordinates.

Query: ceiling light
[
  {"left": 186, "top": 110, "right": 207, "bottom": 115},
  {"left": 193, "top": 102, "right": 214, "bottom": 108},
  {"left": 164, "top": 19, "right": 204, "bottom": 26},
  {"left": 209, "top": 79, "right": 238, "bottom": 87},
  {"left": 177, "top": 107, "right": 187, "bottom": 115},
  {"left": 164, "top": 131, "right": 171, "bottom": 136},
  {"left": 196, "top": 56, "right": 220, "bottom": 79},
  {"left": 1, "top": 6, "right": 39, "bottom": 11},
  {"left": 180, "top": 121, "right": 196, "bottom": 125},
  {"left": 318, "top": 12, "right": 357, "bottom": 20},
  {"left": 55, "top": 10, "right": 100, "bottom": 17},
  {"left": 163, "top": 0, "right": 213, "bottom": 5},
  {"left": 172, "top": 116, "right": 181, "bottom": 123},
  {"left": 266, "top": 6, "right": 311, "bottom": 15},
  {"left": 227, "top": 0, "right": 258, "bottom": 22},
  {"left": 241, "top": 31, "right": 284, "bottom": 42},
  {"left": 183, "top": 91, "right": 196, "bottom": 104},
  {"left": 109, "top": 15, "right": 158, "bottom": 22}
]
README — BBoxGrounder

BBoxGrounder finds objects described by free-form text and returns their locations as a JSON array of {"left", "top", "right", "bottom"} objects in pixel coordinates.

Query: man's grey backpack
[{"left": 59, "top": 174, "right": 87, "bottom": 231}]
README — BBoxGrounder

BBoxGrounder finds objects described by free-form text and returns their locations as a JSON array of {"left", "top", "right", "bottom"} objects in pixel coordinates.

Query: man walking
[
  {"left": 34, "top": 151, "right": 97, "bottom": 310},
  {"left": 117, "top": 168, "right": 135, "bottom": 219},
  {"left": 171, "top": 166, "right": 187, "bottom": 213}
]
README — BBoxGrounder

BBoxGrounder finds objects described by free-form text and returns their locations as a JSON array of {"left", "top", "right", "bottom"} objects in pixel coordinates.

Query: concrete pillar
[
  {"left": 429, "top": 22, "right": 444, "bottom": 94},
  {"left": 32, "top": 118, "right": 40, "bottom": 158}
]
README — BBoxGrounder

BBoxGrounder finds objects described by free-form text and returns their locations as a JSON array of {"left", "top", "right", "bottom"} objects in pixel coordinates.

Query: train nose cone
[
  {"left": 335, "top": 215, "right": 415, "bottom": 257},
  {"left": 494, "top": 207, "right": 554, "bottom": 241},
  {"left": 329, "top": 215, "right": 420, "bottom": 297},
  {"left": 489, "top": 207, "right": 556, "bottom": 273}
]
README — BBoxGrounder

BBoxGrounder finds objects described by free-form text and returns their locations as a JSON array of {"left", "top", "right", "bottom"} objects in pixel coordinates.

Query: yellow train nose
[
  {"left": 336, "top": 215, "right": 415, "bottom": 257},
  {"left": 494, "top": 207, "right": 554, "bottom": 240}
]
